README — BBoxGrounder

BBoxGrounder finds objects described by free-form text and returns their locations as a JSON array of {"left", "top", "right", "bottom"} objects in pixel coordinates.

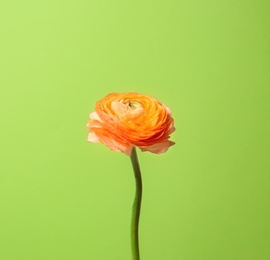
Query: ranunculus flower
[{"left": 87, "top": 92, "right": 175, "bottom": 156}]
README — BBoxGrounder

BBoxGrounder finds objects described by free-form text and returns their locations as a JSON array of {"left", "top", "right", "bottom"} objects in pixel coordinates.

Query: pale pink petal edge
[
  {"left": 89, "top": 112, "right": 102, "bottom": 121},
  {"left": 87, "top": 132, "right": 100, "bottom": 143},
  {"left": 138, "top": 141, "right": 175, "bottom": 154}
]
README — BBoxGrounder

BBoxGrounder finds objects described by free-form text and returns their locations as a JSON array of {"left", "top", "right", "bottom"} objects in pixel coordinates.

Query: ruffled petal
[
  {"left": 138, "top": 141, "right": 175, "bottom": 154},
  {"left": 89, "top": 112, "right": 102, "bottom": 121},
  {"left": 97, "top": 134, "right": 133, "bottom": 155},
  {"left": 87, "top": 132, "right": 100, "bottom": 143}
]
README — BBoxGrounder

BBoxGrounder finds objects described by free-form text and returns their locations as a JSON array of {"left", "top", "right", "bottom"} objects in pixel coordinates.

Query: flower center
[
  {"left": 111, "top": 100, "right": 144, "bottom": 118},
  {"left": 128, "top": 101, "right": 143, "bottom": 110}
]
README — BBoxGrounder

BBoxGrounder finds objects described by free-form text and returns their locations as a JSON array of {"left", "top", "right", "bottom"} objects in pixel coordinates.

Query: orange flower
[{"left": 87, "top": 92, "right": 175, "bottom": 156}]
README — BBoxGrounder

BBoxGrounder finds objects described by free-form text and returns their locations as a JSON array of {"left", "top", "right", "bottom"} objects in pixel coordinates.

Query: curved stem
[{"left": 130, "top": 148, "right": 143, "bottom": 260}]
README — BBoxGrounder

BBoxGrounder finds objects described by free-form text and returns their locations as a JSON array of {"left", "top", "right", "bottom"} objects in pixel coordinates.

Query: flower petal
[
  {"left": 96, "top": 133, "right": 133, "bottom": 155},
  {"left": 89, "top": 112, "right": 102, "bottom": 121},
  {"left": 87, "top": 132, "right": 100, "bottom": 143},
  {"left": 138, "top": 141, "right": 175, "bottom": 154}
]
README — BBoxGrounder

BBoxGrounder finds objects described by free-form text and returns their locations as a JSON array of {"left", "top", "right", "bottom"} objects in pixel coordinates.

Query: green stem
[{"left": 130, "top": 147, "right": 143, "bottom": 260}]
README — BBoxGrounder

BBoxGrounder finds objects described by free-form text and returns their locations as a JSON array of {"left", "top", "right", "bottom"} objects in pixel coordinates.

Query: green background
[{"left": 0, "top": 1, "right": 269, "bottom": 259}]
